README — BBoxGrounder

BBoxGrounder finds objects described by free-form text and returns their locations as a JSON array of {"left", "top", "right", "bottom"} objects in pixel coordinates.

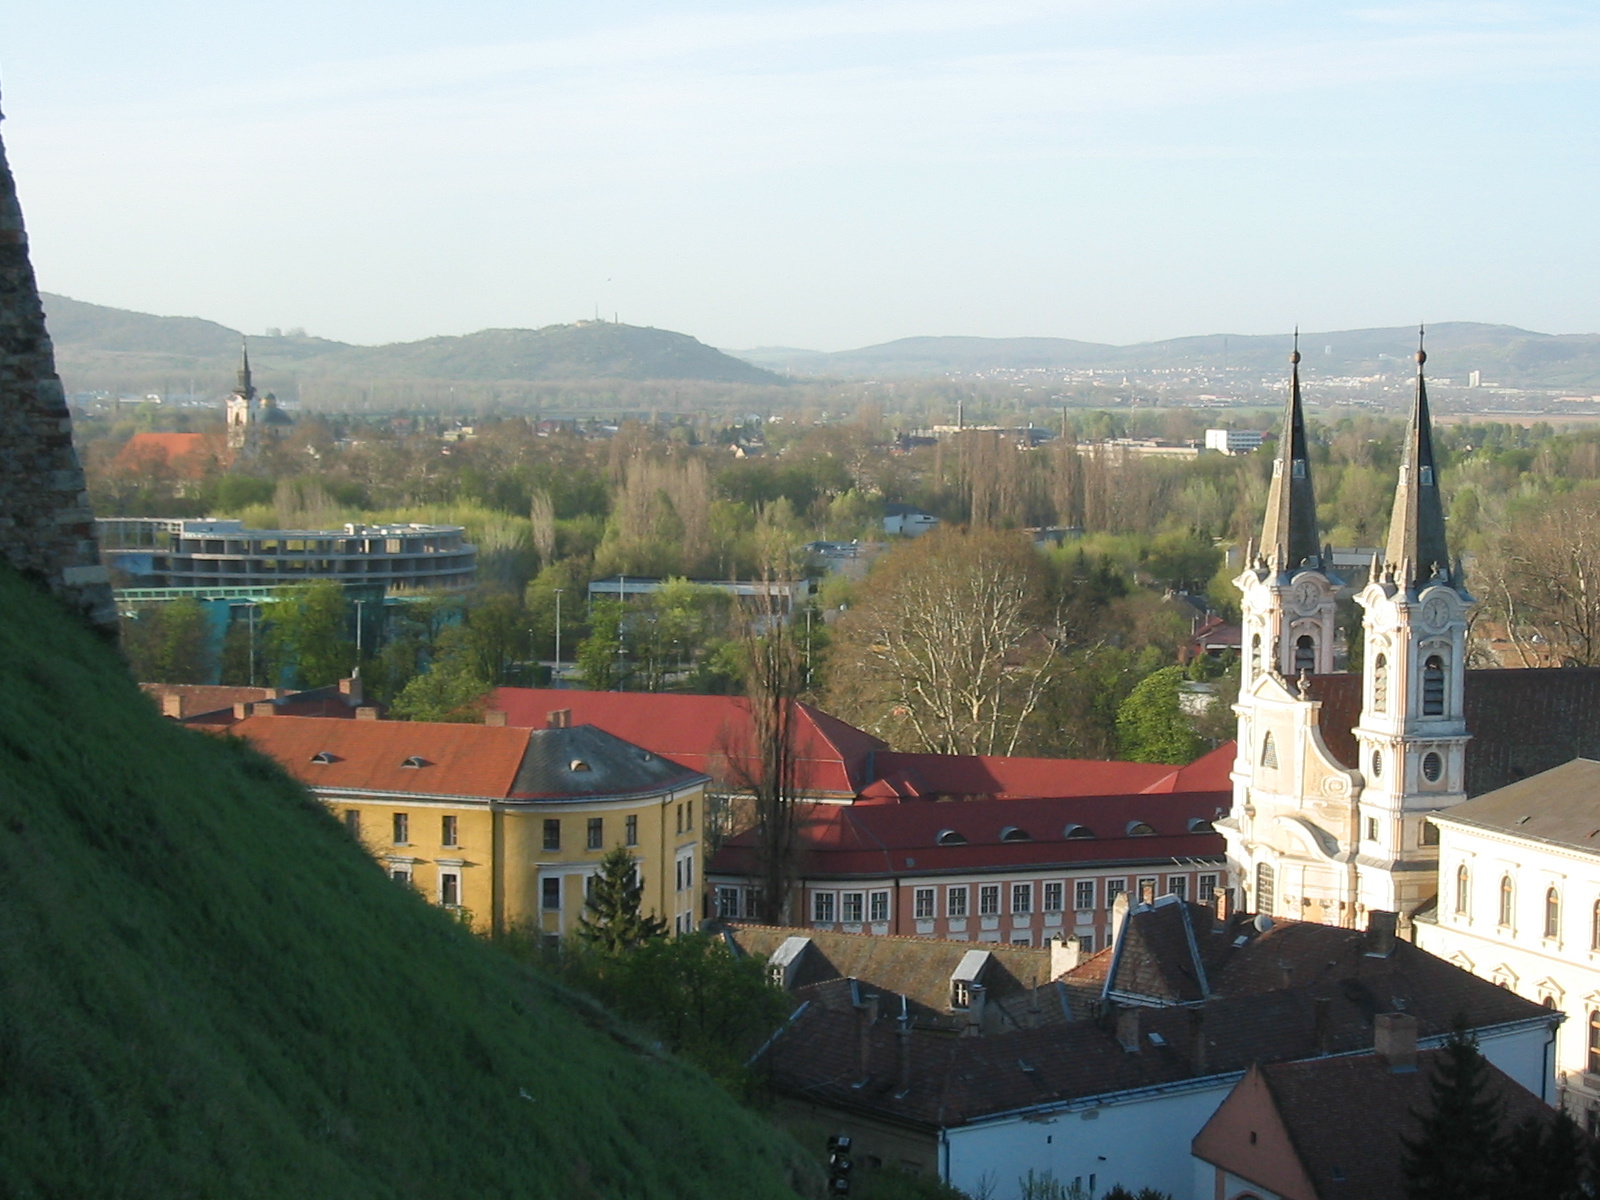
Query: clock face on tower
[
  {"left": 1294, "top": 579, "right": 1321, "bottom": 613},
  {"left": 1421, "top": 595, "right": 1451, "bottom": 631}
]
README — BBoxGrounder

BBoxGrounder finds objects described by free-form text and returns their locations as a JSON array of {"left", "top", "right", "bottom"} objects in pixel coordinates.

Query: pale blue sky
[{"left": 1, "top": 1, "right": 1595, "bottom": 349}]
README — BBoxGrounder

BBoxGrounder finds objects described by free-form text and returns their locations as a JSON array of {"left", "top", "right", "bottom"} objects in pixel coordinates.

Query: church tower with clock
[{"left": 1349, "top": 331, "right": 1472, "bottom": 917}]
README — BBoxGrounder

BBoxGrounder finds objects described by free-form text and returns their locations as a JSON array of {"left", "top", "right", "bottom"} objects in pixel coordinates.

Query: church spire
[
  {"left": 1383, "top": 326, "right": 1452, "bottom": 588},
  {"left": 1259, "top": 329, "right": 1321, "bottom": 571},
  {"left": 236, "top": 340, "right": 255, "bottom": 400}
]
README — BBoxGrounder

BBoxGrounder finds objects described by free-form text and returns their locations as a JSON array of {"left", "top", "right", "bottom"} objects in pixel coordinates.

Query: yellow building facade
[{"left": 232, "top": 715, "right": 707, "bottom": 937}]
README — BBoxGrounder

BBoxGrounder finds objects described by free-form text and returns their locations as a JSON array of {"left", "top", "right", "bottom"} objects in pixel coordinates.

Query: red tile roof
[
  {"left": 490, "top": 688, "right": 885, "bottom": 797},
  {"left": 1139, "top": 741, "right": 1236, "bottom": 794},
  {"left": 862, "top": 751, "right": 1177, "bottom": 801},
  {"left": 113, "top": 432, "right": 219, "bottom": 478},
  {"left": 712, "top": 789, "right": 1228, "bottom": 879}
]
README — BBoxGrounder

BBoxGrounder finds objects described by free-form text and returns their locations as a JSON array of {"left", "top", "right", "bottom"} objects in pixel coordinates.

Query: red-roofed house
[{"left": 112, "top": 432, "right": 222, "bottom": 480}]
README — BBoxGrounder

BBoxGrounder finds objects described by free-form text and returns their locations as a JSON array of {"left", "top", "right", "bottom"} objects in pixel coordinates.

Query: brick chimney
[
  {"left": 338, "top": 673, "right": 363, "bottom": 705},
  {"left": 547, "top": 708, "right": 572, "bottom": 729},
  {"left": 1049, "top": 935, "right": 1080, "bottom": 978},
  {"left": 1314, "top": 996, "right": 1333, "bottom": 1056},
  {"left": 1365, "top": 910, "right": 1398, "bottom": 958},
  {"left": 854, "top": 991, "right": 879, "bottom": 1080},
  {"left": 1213, "top": 886, "right": 1234, "bottom": 929},
  {"left": 1116, "top": 1006, "right": 1142, "bottom": 1054},
  {"left": 483, "top": 709, "right": 508, "bottom": 727},
  {"left": 251, "top": 701, "right": 277, "bottom": 717},
  {"left": 161, "top": 692, "right": 185, "bottom": 719},
  {"left": 963, "top": 984, "right": 986, "bottom": 1037},
  {"left": 232, "top": 701, "right": 250, "bottom": 720},
  {"left": 354, "top": 706, "right": 380, "bottom": 721},
  {"left": 1374, "top": 1011, "right": 1418, "bottom": 1071}
]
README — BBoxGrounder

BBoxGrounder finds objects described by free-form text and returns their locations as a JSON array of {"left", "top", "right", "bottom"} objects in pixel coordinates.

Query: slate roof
[
  {"left": 758, "top": 914, "right": 1553, "bottom": 1131},
  {"left": 710, "top": 789, "right": 1228, "bottom": 881},
  {"left": 1308, "top": 668, "right": 1600, "bottom": 796},
  {"left": 1430, "top": 757, "right": 1600, "bottom": 852},
  {"left": 1195, "top": 1052, "right": 1556, "bottom": 1200},
  {"left": 489, "top": 687, "right": 884, "bottom": 797},
  {"left": 231, "top": 716, "right": 703, "bottom": 802}
]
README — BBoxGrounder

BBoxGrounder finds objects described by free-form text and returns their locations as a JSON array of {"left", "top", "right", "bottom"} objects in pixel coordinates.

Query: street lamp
[{"left": 553, "top": 587, "right": 564, "bottom": 686}]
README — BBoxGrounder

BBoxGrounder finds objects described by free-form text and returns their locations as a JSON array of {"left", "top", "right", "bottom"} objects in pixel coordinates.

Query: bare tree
[
  {"left": 825, "top": 527, "right": 1058, "bottom": 755},
  {"left": 740, "top": 615, "right": 805, "bottom": 925},
  {"left": 529, "top": 489, "right": 557, "bottom": 566},
  {"left": 1479, "top": 489, "right": 1600, "bottom": 666}
]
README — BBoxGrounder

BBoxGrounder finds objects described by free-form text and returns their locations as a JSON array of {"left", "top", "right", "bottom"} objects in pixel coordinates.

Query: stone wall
[{"left": 0, "top": 107, "right": 116, "bottom": 632}]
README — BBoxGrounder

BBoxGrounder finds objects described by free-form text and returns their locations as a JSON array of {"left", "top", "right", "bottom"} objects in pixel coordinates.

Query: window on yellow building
[
  {"left": 392, "top": 813, "right": 409, "bottom": 844},
  {"left": 441, "top": 815, "right": 457, "bottom": 847},
  {"left": 685, "top": 800, "right": 693, "bottom": 831},
  {"left": 440, "top": 871, "right": 460, "bottom": 908},
  {"left": 543, "top": 819, "right": 561, "bottom": 851},
  {"left": 542, "top": 876, "right": 560, "bottom": 910},
  {"left": 625, "top": 815, "right": 638, "bottom": 846},
  {"left": 587, "top": 817, "right": 603, "bottom": 850},
  {"left": 344, "top": 809, "right": 361, "bottom": 837},
  {"left": 675, "top": 804, "right": 683, "bottom": 834}
]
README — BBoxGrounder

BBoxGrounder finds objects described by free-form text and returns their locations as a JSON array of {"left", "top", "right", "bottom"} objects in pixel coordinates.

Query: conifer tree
[
  {"left": 1400, "top": 1027, "right": 1506, "bottom": 1200},
  {"left": 1502, "top": 1109, "right": 1584, "bottom": 1200},
  {"left": 576, "top": 845, "right": 668, "bottom": 953}
]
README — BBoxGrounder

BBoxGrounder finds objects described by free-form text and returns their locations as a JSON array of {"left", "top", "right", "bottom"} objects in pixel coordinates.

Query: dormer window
[
  {"left": 569, "top": 759, "right": 591, "bottom": 772},
  {"left": 1000, "top": 826, "right": 1031, "bottom": 843},
  {"left": 402, "top": 756, "right": 428, "bottom": 769},
  {"left": 309, "top": 751, "right": 339, "bottom": 764},
  {"left": 1187, "top": 818, "right": 1214, "bottom": 834},
  {"left": 936, "top": 829, "right": 967, "bottom": 846},
  {"left": 1063, "top": 824, "right": 1095, "bottom": 840},
  {"left": 1126, "top": 821, "right": 1156, "bottom": 837},
  {"left": 951, "top": 980, "right": 971, "bottom": 1009}
]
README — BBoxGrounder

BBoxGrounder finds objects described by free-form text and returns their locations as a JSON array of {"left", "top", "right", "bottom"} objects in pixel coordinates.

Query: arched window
[
  {"left": 1256, "top": 863, "right": 1276, "bottom": 915},
  {"left": 1372, "top": 653, "right": 1388, "bottom": 713},
  {"left": 1546, "top": 888, "right": 1561, "bottom": 940},
  {"left": 1294, "top": 634, "right": 1316, "bottom": 676},
  {"left": 1455, "top": 865, "right": 1469, "bottom": 915},
  {"left": 1251, "top": 632, "right": 1262, "bottom": 675},
  {"left": 1261, "top": 732, "right": 1278, "bottom": 770},
  {"left": 1589, "top": 1011, "right": 1600, "bottom": 1075},
  {"left": 1499, "top": 875, "right": 1514, "bottom": 927},
  {"left": 1423, "top": 655, "right": 1446, "bottom": 716},
  {"left": 1592, "top": 900, "right": 1600, "bottom": 952}
]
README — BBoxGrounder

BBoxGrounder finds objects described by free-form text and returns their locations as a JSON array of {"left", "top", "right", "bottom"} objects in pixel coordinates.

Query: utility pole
[{"left": 553, "top": 587, "right": 564, "bottom": 686}]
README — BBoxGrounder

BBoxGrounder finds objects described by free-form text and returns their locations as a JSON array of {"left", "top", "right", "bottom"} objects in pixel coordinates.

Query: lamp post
[{"left": 553, "top": 587, "right": 564, "bottom": 686}]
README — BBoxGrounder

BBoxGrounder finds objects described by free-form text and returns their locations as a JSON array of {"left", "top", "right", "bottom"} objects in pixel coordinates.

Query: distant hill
[
  {"left": 0, "top": 564, "right": 811, "bottom": 1199},
  {"left": 730, "top": 323, "right": 1600, "bottom": 388},
  {"left": 41, "top": 294, "right": 782, "bottom": 387}
]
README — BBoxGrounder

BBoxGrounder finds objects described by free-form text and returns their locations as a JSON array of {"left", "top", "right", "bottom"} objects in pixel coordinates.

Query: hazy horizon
[{"left": 3, "top": 1, "right": 1596, "bottom": 351}]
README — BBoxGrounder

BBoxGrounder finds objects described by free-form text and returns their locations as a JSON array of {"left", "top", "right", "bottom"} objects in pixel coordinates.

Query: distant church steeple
[
  {"left": 1382, "top": 326, "right": 1452, "bottom": 588},
  {"left": 1258, "top": 329, "right": 1322, "bottom": 571},
  {"left": 236, "top": 341, "right": 256, "bottom": 402}
]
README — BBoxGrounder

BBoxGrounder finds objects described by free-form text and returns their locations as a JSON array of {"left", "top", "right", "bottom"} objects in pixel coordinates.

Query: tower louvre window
[
  {"left": 1546, "top": 888, "right": 1561, "bottom": 940},
  {"left": 1499, "top": 875, "right": 1514, "bottom": 927},
  {"left": 1260, "top": 732, "right": 1278, "bottom": 770},
  {"left": 1255, "top": 863, "right": 1275, "bottom": 915},
  {"left": 1294, "top": 635, "right": 1315, "bottom": 676},
  {"left": 1423, "top": 655, "right": 1446, "bottom": 716},
  {"left": 1372, "top": 654, "right": 1388, "bottom": 713},
  {"left": 1455, "top": 865, "right": 1469, "bottom": 915},
  {"left": 1422, "top": 752, "right": 1443, "bottom": 783}
]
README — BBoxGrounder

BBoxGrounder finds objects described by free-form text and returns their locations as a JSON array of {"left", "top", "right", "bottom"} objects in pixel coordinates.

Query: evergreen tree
[
  {"left": 1503, "top": 1109, "right": 1584, "bottom": 1200},
  {"left": 1401, "top": 1028, "right": 1507, "bottom": 1200},
  {"left": 576, "top": 845, "right": 667, "bottom": 953}
]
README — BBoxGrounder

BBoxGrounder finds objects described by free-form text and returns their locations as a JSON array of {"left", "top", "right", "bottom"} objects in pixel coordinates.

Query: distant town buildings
[
  {"left": 1203, "top": 428, "right": 1265, "bottom": 455},
  {"left": 224, "top": 345, "right": 293, "bottom": 456},
  {"left": 882, "top": 503, "right": 940, "bottom": 536}
]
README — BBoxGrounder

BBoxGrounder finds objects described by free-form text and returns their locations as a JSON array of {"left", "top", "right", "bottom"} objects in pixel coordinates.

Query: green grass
[{"left": 0, "top": 565, "right": 815, "bottom": 1199}]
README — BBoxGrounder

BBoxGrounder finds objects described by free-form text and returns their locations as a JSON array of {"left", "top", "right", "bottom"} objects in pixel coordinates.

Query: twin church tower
[{"left": 1223, "top": 331, "right": 1471, "bottom": 926}]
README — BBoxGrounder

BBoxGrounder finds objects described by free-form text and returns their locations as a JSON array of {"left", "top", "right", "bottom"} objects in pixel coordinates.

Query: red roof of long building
[{"left": 490, "top": 687, "right": 885, "bottom": 797}]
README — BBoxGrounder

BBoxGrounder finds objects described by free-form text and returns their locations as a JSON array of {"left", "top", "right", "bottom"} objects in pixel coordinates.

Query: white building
[
  {"left": 1203, "top": 429, "right": 1265, "bottom": 455},
  {"left": 1414, "top": 757, "right": 1600, "bottom": 1131}
]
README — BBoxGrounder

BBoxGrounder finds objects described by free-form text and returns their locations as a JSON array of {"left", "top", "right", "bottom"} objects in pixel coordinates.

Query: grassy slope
[{"left": 0, "top": 565, "right": 812, "bottom": 1199}]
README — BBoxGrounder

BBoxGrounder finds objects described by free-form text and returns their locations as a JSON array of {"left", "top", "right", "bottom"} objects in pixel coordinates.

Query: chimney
[
  {"left": 161, "top": 692, "right": 185, "bottom": 719},
  {"left": 1025, "top": 978, "right": 1042, "bottom": 1030},
  {"left": 1049, "top": 935, "right": 1080, "bottom": 978},
  {"left": 547, "top": 708, "right": 572, "bottom": 730},
  {"left": 338, "top": 674, "right": 363, "bottom": 704},
  {"left": 1110, "top": 891, "right": 1132, "bottom": 957},
  {"left": 963, "top": 984, "right": 987, "bottom": 1037},
  {"left": 1188, "top": 1007, "right": 1207, "bottom": 1074},
  {"left": 1116, "top": 1006, "right": 1142, "bottom": 1054},
  {"left": 855, "top": 992, "right": 879, "bottom": 1079},
  {"left": 896, "top": 1000, "right": 913, "bottom": 1095},
  {"left": 483, "top": 709, "right": 508, "bottom": 727},
  {"left": 354, "top": 706, "right": 380, "bottom": 721},
  {"left": 1374, "top": 1011, "right": 1418, "bottom": 1071},
  {"left": 1213, "top": 887, "right": 1233, "bottom": 928},
  {"left": 1314, "top": 996, "right": 1332, "bottom": 1056},
  {"left": 1365, "top": 910, "right": 1398, "bottom": 958},
  {"left": 251, "top": 701, "right": 276, "bottom": 717},
  {"left": 233, "top": 701, "right": 250, "bottom": 720},
  {"left": 1279, "top": 961, "right": 1296, "bottom": 990}
]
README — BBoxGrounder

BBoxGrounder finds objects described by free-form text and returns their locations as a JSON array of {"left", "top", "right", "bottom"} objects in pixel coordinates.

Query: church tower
[
  {"left": 1351, "top": 329, "right": 1472, "bottom": 918},
  {"left": 1223, "top": 338, "right": 1362, "bottom": 926},
  {"left": 226, "top": 342, "right": 257, "bottom": 453}
]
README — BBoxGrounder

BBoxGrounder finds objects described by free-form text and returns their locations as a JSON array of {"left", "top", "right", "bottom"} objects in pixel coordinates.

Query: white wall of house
[
  {"left": 941, "top": 1023, "right": 1552, "bottom": 1200},
  {"left": 1416, "top": 817, "right": 1598, "bottom": 1120}
]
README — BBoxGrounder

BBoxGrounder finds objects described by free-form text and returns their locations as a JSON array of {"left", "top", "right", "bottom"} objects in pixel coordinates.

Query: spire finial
[
  {"left": 1416, "top": 323, "right": 1426, "bottom": 367},
  {"left": 1291, "top": 325, "right": 1300, "bottom": 365}
]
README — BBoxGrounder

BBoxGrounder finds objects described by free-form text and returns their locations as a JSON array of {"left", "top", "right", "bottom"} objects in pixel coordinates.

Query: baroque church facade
[
  {"left": 225, "top": 344, "right": 292, "bottom": 456},
  {"left": 1222, "top": 334, "right": 1476, "bottom": 928}
]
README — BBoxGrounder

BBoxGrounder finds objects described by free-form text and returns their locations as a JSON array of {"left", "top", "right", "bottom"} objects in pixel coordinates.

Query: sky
[{"left": 0, "top": 1, "right": 1596, "bottom": 350}]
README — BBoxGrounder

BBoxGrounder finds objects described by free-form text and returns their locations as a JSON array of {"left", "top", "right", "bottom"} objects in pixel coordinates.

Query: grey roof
[
  {"left": 1258, "top": 344, "right": 1323, "bottom": 571},
  {"left": 1431, "top": 757, "right": 1600, "bottom": 852},
  {"left": 509, "top": 724, "right": 705, "bottom": 799},
  {"left": 1383, "top": 339, "right": 1454, "bottom": 588}
]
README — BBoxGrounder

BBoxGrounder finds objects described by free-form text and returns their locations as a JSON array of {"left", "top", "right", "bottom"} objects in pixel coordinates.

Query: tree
[
  {"left": 575, "top": 845, "right": 668, "bottom": 953},
  {"left": 387, "top": 627, "right": 492, "bottom": 722},
  {"left": 825, "top": 527, "right": 1057, "bottom": 755},
  {"left": 1479, "top": 489, "right": 1600, "bottom": 666},
  {"left": 576, "top": 600, "right": 625, "bottom": 690},
  {"left": 121, "top": 598, "right": 213, "bottom": 684},
  {"left": 261, "top": 580, "right": 353, "bottom": 689},
  {"left": 1502, "top": 1109, "right": 1584, "bottom": 1200},
  {"left": 1400, "top": 1028, "right": 1507, "bottom": 1200},
  {"left": 1116, "top": 666, "right": 1207, "bottom": 763}
]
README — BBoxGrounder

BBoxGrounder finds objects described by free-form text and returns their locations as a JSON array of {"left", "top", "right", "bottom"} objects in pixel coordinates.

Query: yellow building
[{"left": 231, "top": 714, "right": 707, "bottom": 937}]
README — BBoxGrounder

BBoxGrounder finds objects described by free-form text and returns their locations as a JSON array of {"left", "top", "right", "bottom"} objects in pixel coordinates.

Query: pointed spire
[
  {"left": 236, "top": 339, "right": 256, "bottom": 400},
  {"left": 1259, "top": 329, "right": 1322, "bottom": 572},
  {"left": 1383, "top": 325, "right": 1451, "bottom": 589}
]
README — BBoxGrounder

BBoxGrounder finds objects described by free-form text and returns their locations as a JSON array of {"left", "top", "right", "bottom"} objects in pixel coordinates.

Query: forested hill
[
  {"left": 41, "top": 293, "right": 781, "bottom": 385},
  {"left": 0, "top": 564, "right": 811, "bottom": 1199},
  {"left": 734, "top": 323, "right": 1600, "bottom": 387}
]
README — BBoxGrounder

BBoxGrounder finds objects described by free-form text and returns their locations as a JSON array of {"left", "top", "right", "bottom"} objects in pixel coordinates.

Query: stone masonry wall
[{"left": 0, "top": 106, "right": 117, "bottom": 632}]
